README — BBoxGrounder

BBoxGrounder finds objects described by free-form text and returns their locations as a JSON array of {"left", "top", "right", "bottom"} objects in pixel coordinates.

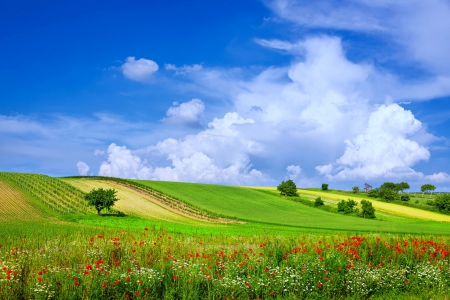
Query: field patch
[
  {"left": 0, "top": 179, "right": 47, "bottom": 222},
  {"left": 133, "top": 180, "right": 450, "bottom": 234},
  {"left": 63, "top": 179, "right": 207, "bottom": 226},
  {"left": 295, "top": 189, "right": 450, "bottom": 222}
]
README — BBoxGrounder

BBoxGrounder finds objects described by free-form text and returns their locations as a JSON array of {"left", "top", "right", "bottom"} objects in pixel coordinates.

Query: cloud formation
[
  {"left": 165, "top": 63, "right": 203, "bottom": 74},
  {"left": 77, "top": 161, "right": 90, "bottom": 175},
  {"left": 315, "top": 104, "right": 434, "bottom": 180},
  {"left": 121, "top": 57, "right": 158, "bottom": 82},
  {"left": 98, "top": 113, "right": 269, "bottom": 185},
  {"left": 162, "top": 99, "right": 205, "bottom": 126}
]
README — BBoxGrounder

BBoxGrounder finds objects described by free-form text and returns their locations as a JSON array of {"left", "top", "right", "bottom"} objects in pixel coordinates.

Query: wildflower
[
  {"left": 144, "top": 227, "right": 148, "bottom": 231},
  {"left": 102, "top": 283, "right": 107, "bottom": 288},
  {"left": 173, "top": 275, "right": 178, "bottom": 280},
  {"left": 97, "top": 235, "right": 103, "bottom": 238},
  {"left": 37, "top": 277, "right": 42, "bottom": 282},
  {"left": 74, "top": 281, "right": 79, "bottom": 286},
  {"left": 116, "top": 280, "right": 120, "bottom": 285},
  {"left": 317, "top": 282, "right": 323, "bottom": 288}
]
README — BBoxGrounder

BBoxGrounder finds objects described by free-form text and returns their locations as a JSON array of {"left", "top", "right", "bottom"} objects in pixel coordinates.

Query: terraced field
[
  {"left": 133, "top": 180, "right": 450, "bottom": 234},
  {"left": 63, "top": 179, "right": 208, "bottom": 226},
  {"left": 0, "top": 179, "right": 47, "bottom": 222}
]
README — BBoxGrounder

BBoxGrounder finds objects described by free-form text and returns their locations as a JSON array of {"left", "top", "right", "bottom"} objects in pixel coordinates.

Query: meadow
[{"left": 1, "top": 173, "right": 450, "bottom": 299}]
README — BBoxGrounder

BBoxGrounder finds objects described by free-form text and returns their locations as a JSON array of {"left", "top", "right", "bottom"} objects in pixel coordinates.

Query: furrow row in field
[
  {"left": 0, "top": 172, "right": 89, "bottom": 215},
  {"left": 63, "top": 179, "right": 209, "bottom": 225},
  {"left": 0, "top": 179, "right": 46, "bottom": 221}
]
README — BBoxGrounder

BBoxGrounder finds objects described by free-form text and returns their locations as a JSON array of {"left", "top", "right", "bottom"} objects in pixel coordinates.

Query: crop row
[
  {"left": 0, "top": 172, "right": 89, "bottom": 215},
  {"left": 64, "top": 176, "right": 236, "bottom": 222}
]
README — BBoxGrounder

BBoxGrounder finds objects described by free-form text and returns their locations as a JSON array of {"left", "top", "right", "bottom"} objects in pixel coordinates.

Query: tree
[
  {"left": 314, "top": 197, "right": 324, "bottom": 207},
  {"left": 84, "top": 188, "right": 119, "bottom": 215},
  {"left": 380, "top": 182, "right": 398, "bottom": 192},
  {"left": 360, "top": 200, "right": 376, "bottom": 218},
  {"left": 321, "top": 183, "right": 329, "bottom": 191},
  {"left": 433, "top": 194, "right": 450, "bottom": 215},
  {"left": 421, "top": 184, "right": 436, "bottom": 198},
  {"left": 337, "top": 199, "right": 358, "bottom": 214},
  {"left": 397, "top": 182, "right": 410, "bottom": 193},
  {"left": 352, "top": 186, "right": 360, "bottom": 194},
  {"left": 277, "top": 180, "right": 298, "bottom": 197}
]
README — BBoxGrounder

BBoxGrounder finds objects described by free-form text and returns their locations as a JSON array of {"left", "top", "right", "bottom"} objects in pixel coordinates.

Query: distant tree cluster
[
  {"left": 277, "top": 180, "right": 298, "bottom": 197},
  {"left": 367, "top": 181, "right": 411, "bottom": 201},
  {"left": 337, "top": 199, "right": 358, "bottom": 214}
]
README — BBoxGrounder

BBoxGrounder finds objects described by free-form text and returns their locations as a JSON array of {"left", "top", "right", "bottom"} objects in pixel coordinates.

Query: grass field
[
  {"left": 130, "top": 180, "right": 450, "bottom": 234},
  {"left": 294, "top": 189, "right": 450, "bottom": 222},
  {"left": 2, "top": 174, "right": 450, "bottom": 299}
]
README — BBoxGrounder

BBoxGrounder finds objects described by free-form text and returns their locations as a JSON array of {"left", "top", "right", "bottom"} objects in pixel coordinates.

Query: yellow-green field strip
[
  {"left": 63, "top": 179, "right": 210, "bottom": 226},
  {"left": 252, "top": 187, "right": 450, "bottom": 222}
]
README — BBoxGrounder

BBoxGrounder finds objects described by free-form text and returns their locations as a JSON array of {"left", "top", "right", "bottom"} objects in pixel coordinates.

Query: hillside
[
  {"left": 62, "top": 178, "right": 213, "bottom": 226},
  {"left": 133, "top": 180, "right": 450, "bottom": 234},
  {"left": 0, "top": 179, "right": 48, "bottom": 222}
]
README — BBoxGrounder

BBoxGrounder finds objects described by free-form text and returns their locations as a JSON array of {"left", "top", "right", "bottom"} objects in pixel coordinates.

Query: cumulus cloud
[
  {"left": 165, "top": 63, "right": 203, "bottom": 74},
  {"left": 162, "top": 99, "right": 205, "bottom": 125},
  {"left": 121, "top": 57, "right": 158, "bottom": 82},
  {"left": 315, "top": 104, "right": 433, "bottom": 180},
  {"left": 77, "top": 161, "right": 90, "bottom": 175},
  {"left": 286, "top": 165, "right": 302, "bottom": 180},
  {"left": 98, "top": 113, "right": 269, "bottom": 185}
]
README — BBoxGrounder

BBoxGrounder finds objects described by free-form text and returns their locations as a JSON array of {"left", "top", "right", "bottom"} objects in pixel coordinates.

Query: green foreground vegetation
[{"left": 1, "top": 173, "right": 450, "bottom": 299}]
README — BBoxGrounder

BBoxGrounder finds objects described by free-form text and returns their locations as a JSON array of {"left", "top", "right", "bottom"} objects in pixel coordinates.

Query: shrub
[
  {"left": 433, "top": 194, "right": 450, "bottom": 215},
  {"left": 337, "top": 199, "right": 358, "bottom": 214},
  {"left": 360, "top": 200, "right": 376, "bottom": 218},
  {"left": 367, "top": 188, "right": 380, "bottom": 198},
  {"left": 314, "top": 197, "right": 324, "bottom": 207},
  {"left": 400, "top": 194, "right": 410, "bottom": 202}
]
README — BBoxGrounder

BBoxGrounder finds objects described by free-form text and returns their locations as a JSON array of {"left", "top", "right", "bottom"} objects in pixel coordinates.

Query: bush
[
  {"left": 380, "top": 188, "right": 398, "bottom": 201},
  {"left": 337, "top": 199, "right": 358, "bottom": 214},
  {"left": 352, "top": 186, "right": 360, "bottom": 194},
  {"left": 321, "top": 183, "right": 329, "bottom": 191},
  {"left": 314, "top": 197, "right": 324, "bottom": 207},
  {"left": 367, "top": 188, "right": 380, "bottom": 198},
  {"left": 433, "top": 194, "right": 450, "bottom": 214},
  {"left": 400, "top": 194, "right": 410, "bottom": 202},
  {"left": 360, "top": 200, "right": 376, "bottom": 218}
]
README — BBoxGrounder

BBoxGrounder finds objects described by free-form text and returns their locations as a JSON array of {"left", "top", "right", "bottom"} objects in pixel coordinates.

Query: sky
[{"left": 1, "top": 0, "right": 450, "bottom": 191}]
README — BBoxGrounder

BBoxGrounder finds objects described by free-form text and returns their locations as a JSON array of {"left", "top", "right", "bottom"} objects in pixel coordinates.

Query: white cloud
[
  {"left": 94, "top": 149, "right": 104, "bottom": 156},
  {"left": 315, "top": 104, "right": 432, "bottom": 180},
  {"left": 286, "top": 165, "right": 302, "bottom": 180},
  {"left": 121, "top": 57, "right": 158, "bottom": 82},
  {"left": 98, "top": 112, "right": 269, "bottom": 185},
  {"left": 165, "top": 63, "right": 203, "bottom": 74},
  {"left": 266, "top": 0, "right": 450, "bottom": 76},
  {"left": 99, "top": 143, "right": 152, "bottom": 179},
  {"left": 77, "top": 161, "right": 90, "bottom": 176},
  {"left": 162, "top": 99, "right": 205, "bottom": 125}
]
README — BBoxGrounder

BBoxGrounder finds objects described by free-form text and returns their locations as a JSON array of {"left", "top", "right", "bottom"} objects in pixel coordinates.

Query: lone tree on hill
[
  {"left": 321, "top": 183, "right": 329, "bottom": 191},
  {"left": 352, "top": 186, "right": 360, "bottom": 194},
  {"left": 421, "top": 184, "right": 436, "bottom": 198},
  {"left": 277, "top": 179, "right": 298, "bottom": 197},
  {"left": 84, "top": 188, "right": 119, "bottom": 215}
]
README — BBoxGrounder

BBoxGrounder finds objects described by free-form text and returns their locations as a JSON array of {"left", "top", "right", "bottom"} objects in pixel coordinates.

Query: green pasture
[{"left": 132, "top": 180, "right": 450, "bottom": 234}]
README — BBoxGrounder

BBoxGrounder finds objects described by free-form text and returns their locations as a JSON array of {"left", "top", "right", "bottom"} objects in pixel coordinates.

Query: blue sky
[{"left": 1, "top": 0, "right": 450, "bottom": 191}]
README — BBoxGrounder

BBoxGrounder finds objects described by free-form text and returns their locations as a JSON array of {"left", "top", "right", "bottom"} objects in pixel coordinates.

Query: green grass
[{"left": 133, "top": 180, "right": 450, "bottom": 234}]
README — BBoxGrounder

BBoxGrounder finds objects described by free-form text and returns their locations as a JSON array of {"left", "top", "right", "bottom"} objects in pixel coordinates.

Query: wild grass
[{"left": 1, "top": 222, "right": 449, "bottom": 299}]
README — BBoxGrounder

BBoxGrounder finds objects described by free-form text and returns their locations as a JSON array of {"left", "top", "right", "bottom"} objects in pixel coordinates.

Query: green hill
[{"left": 133, "top": 180, "right": 450, "bottom": 234}]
